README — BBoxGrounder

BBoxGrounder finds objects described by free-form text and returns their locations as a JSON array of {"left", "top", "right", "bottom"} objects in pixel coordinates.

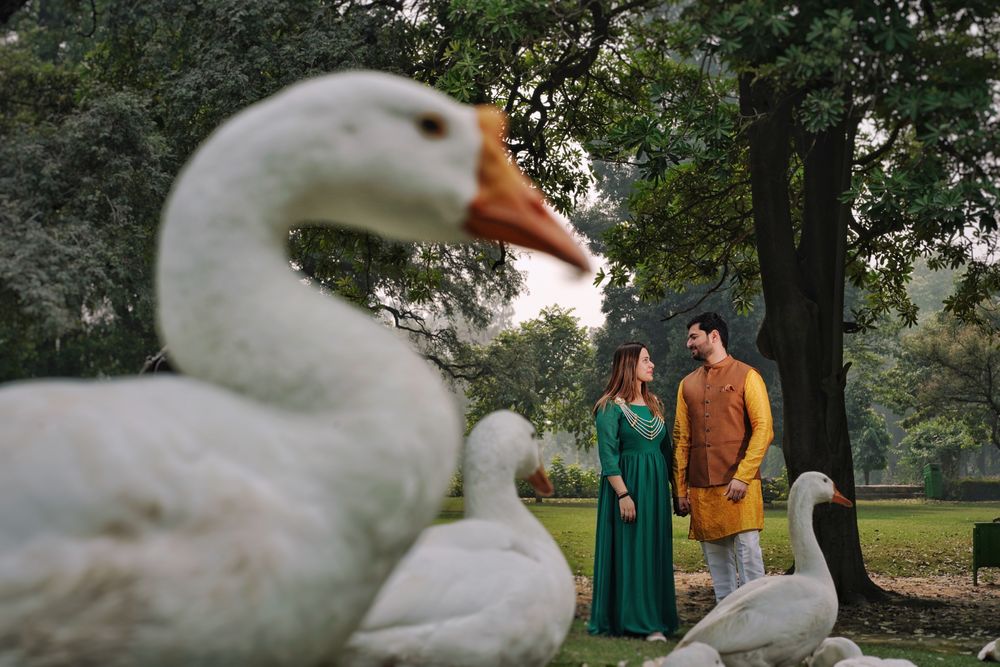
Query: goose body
[
  {"left": 343, "top": 411, "right": 576, "bottom": 667},
  {"left": 981, "top": 638, "right": 999, "bottom": 662},
  {"left": 0, "top": 72, "right": 586, "bottom": 666},
  {"left": 676, "top": 471, "right": 853, "bottom": 667}
]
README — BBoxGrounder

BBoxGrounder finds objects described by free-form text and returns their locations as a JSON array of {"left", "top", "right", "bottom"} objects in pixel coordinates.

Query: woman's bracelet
[{"left": 617, "top": 491, "right": 631, "bottom": 500}]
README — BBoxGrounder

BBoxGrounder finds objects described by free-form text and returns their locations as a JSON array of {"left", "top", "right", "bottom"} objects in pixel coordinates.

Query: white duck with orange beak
[
  {"left": 0, "top": 72, "right": 587, "bottom": 666},
  {"left": 675, "top": 471, "right": 855, "bottom": 667},
  {"left": 342, "top": 411, "right": 576, "bottom": 667}
]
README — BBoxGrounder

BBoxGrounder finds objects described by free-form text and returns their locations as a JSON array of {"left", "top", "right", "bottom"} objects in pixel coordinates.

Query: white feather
[
  {"left": 807, "top": 637, "right": 864, "bottom": 667},
  {"left": 676, "top": 472, "right": 848, "bottom": 667},
  {"left": 833, "top": 657, "right": 917, "bottom": 666},
  {"left": 644, "top": 641, "right": 723, "bottom": 667},
  {"left": 342, "top": 411, "right": 576, "bottom": 667},
  {"left": 980, "top": 638, "right": 1000, "bottom": 662}
]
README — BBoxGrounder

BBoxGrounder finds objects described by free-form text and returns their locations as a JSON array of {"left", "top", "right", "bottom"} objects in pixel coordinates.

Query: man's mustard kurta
[{"left": 673, "top": 356, "right": 773, "bottom": 541}]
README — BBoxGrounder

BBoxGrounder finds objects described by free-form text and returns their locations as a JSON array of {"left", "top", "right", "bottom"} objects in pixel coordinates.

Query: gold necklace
[{"left": 614, "top": 397, "right": 664, "bottom": 440}]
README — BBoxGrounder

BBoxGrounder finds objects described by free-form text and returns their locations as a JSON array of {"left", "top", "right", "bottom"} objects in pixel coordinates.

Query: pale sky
[{"left": 510, "top": 245, "right": 607, "bottom": 329}]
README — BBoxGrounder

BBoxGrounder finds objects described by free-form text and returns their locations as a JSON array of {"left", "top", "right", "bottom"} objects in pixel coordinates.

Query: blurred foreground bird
[{"left": 0, "top": 71, "right": 587, "bottom": 666}]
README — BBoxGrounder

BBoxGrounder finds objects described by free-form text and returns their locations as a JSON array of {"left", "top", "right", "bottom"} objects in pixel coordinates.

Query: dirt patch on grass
[{"left": 575, "top": 571, "right": 1000, "bottom": 656}]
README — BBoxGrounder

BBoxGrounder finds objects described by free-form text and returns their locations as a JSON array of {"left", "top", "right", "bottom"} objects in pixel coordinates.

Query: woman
[{"left": 588, "top": 342, "right": 679, "bottom": 640}]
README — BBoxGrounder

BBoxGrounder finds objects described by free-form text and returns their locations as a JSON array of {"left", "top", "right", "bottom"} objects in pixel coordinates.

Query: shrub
[
  {"left": 762, "top": 470, "right": 789, "bottom": 503},
  {"left": 447, "top": 470, "right": 463, "bottom": 497},
  {"left": 567, "top": 463, "right": 600, "bottom": 497},
  {"left": 449, "top": 456, "right": 601, "bottom": 499},
  {"left": 946, "top": 477, "right": 1000, "bottom": 501}
]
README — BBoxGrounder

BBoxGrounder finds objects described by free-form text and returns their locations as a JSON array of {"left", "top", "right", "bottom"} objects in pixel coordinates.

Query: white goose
[
  {"left": 643, "top": 641, "right": 723, "bottom": 667},
  {"left": 0, "top": 72, "right": 588, "bottom": 665},
  {"left": 342, "top": 410, "right": 576, "bottom": 667},
  {"left": 807, "top": 637, "right": 863, "bottom": 667},
  {"left": 675, "top": 471, "right": 853, "bottom": 667},
  {"left": 981, "top": 638, "right": 1000, "bottom": 662},
  {"left": 833, "top": 658, "right": 916, "bottom": 666}
]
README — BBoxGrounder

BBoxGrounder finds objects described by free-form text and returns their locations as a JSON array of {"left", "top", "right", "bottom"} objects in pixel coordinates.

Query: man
[{"left": 672, "top": 312, "right": 774, "bottom": 602}]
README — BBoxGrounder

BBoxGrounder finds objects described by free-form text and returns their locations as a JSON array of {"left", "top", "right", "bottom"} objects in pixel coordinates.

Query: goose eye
[{"left": 416, "top": 113, "right": 447, "bottom": 139}]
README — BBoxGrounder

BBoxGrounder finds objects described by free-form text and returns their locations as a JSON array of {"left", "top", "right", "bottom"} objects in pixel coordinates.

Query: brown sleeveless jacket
[{"left": 681, "top": 356, "right": 761, "bottom": 487}]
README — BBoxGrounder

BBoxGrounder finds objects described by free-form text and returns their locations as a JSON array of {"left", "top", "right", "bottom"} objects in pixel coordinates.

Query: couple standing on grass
[{"left": 587, "top": 312, "right": 775, "bottom": 641}]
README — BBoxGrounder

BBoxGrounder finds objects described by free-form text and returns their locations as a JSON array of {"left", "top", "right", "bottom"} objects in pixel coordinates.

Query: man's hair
[{"left": 687, "top": 312, "right": 729, "bottom": 349}]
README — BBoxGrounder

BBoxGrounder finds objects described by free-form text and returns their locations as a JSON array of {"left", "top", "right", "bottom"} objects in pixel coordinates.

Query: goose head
[
  {"left": 791, "top": 471, "right": 854, "bottom": 508},
  {"left": 465, "top": 411, "right": 554, "bottom": 497}
]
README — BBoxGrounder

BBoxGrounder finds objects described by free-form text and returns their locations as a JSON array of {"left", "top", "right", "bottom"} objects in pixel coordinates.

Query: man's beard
[{"left": 690, "top": 349, "right": 705, "bottom": 361}]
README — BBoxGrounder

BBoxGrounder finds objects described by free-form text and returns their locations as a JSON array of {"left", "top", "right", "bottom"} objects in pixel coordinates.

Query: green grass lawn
[
  {"left": 438, "top": 497, "right": 998, "bottom": 577},
  {"left": 436, "top": 497, "right": 999, "bottom": 665}
]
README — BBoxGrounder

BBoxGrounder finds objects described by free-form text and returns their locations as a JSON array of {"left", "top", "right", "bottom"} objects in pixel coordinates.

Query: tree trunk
[
  {"left": 740, "top": 74, "right": 883, "bottom": 602},
  {"left": 864, "top": 469, "right": 870, "bottom": 486}
]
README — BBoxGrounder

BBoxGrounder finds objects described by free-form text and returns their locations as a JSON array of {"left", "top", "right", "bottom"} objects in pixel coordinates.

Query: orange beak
[
  {"left": 464, "top": 106, "right": 590, "bottom": 273},
  {"left": 526, "top": 465, "right": 555, "bottom": 498},
  {"left": 831, "top": 485, "right": 853, "bottom": 508}
]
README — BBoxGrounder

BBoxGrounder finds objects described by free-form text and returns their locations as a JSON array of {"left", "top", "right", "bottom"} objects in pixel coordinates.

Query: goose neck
[
  {"left": 464, "top": 464, "right": 547, "bottom": 539},
  {"left": 788, "top": 491, "right": 833, "bottom": 580},
  {"left": 157, "top": 167, "right": 451, "bottom": 422}
]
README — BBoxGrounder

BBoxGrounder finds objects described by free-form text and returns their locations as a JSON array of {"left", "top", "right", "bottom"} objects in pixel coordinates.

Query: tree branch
[
  {"left": 660, "top": 266, "right": 730, "bottom": 322},
  {"left": 853, "top": 122, "right": 902, "bottom": 167}
]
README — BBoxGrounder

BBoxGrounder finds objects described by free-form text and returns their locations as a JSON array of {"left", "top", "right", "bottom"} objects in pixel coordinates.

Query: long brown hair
[{"left": 593, "top": 341, "right": 664, "bottom": 420}]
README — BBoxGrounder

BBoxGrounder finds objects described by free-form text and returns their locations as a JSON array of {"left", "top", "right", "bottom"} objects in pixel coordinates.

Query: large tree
[{"left": 596, "top": 2, "right": 1000, "bottom": 600}]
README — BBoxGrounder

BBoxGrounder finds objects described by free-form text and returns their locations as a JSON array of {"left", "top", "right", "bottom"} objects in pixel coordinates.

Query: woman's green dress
[{"left": 587, "top": 402, "right": 679, "bottom": 637}]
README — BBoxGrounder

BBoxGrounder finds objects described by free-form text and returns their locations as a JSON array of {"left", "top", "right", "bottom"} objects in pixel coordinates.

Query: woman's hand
[{"left": 618, "top": 495, "right": 636, "bottom": 523}]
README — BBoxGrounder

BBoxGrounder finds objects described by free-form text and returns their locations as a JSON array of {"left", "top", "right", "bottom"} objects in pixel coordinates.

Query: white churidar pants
[{"left": 700, "top": 529, "right": 765, "bottom": 602}]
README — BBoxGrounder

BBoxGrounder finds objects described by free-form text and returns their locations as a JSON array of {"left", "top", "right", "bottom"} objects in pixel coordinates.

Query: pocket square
[{"left": 722, "top": 384, "right": 736, "bottom": 392}]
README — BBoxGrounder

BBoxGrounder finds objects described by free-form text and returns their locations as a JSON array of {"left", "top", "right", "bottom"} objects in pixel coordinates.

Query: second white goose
[
  {"left": 675, "top": 471, "right": 853, "bottom": 667},
  {"left": 342, "top": 411, "right": 577, "bottom": 667}
]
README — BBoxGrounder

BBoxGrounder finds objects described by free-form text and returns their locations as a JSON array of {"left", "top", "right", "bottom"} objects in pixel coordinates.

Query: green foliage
[
  {"left": 596, "top": 1, "right": 1000, "bottom": 328},
  {"left": 885, "top": 310, "right": 1000, "bottom": 453},
  {"left": 761, "top": 471, "right": 788, "bottom": 503},
  {"left": 855, "top": 420, "right": 891, "bottom": 485},
  {"left": 0, "top": 46, "right": 173, "bottom": 377},
  {"left": 466, "top": 306, "right": 597, "bottom": 447},
  {"left": 446, "top": 454, "right": 599, "bottom": 499},
  {"left": 896, "top": 416, "right": 978, "bottom": 481},
  {"left": 2, "top": 0, "right": 658, "bottom": 381},
  {"left": 843, "top": 311, "right": 896, "bottom": 484},
  {"left": 547, "top": 456, "right": 600, "bottom": 498}
]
